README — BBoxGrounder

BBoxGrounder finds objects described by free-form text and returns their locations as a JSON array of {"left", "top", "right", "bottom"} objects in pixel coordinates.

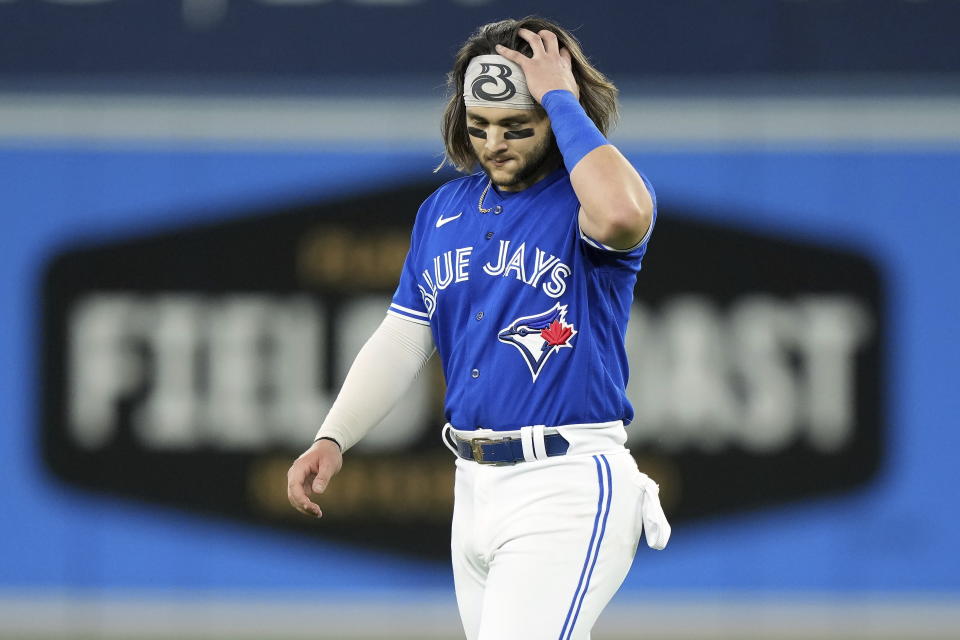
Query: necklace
[{"left": 478, "top": 180, "right": 493, "bottom": 213}]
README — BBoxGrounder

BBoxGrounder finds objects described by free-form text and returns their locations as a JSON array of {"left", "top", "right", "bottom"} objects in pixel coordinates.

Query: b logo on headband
[
  {"left": 471, "top": 63, "right": 516, "bottom": 102},
  {"left": 463, "top": 54, "right": 537, "bottom": 110}
]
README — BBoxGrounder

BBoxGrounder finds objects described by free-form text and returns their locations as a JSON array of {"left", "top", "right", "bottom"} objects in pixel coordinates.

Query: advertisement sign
[{"left": 41, "top": 181, "right": 885, "bottom": 559}]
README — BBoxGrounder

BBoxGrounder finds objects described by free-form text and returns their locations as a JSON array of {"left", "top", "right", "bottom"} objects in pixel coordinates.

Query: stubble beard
[{"left": 480, "top": 132, "right": 560, "bottom": 190}]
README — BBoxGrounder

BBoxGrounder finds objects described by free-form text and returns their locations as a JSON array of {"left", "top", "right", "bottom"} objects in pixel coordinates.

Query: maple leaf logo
[{"left": 541, "top": 319, "right": 573, "bottom": 346}]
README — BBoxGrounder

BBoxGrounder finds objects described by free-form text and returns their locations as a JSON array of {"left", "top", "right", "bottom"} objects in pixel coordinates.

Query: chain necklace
[{"left": 478, "top": 180, "right": 493, "bottom": 213}]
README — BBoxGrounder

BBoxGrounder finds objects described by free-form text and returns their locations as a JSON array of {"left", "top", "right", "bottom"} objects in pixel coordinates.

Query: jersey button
[
  {"left": 471, "top": 368, "right": 480, "bottom": 379},
  {"left": 475, "top": 311, "right": 484, "bottom": 321},
  {"left": 493, "top": 205, "right": 503, "bottom": 215},
  {"left": 485, "top": 231, "right": 494, "bottom": 240}
]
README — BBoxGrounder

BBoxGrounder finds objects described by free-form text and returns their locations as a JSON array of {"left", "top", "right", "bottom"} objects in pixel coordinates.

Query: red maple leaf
[{"left": 541, "top": 320, "right": 573, "bottom": 346}]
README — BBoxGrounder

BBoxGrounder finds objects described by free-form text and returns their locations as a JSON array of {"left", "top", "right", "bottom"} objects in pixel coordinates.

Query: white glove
[{"left": 636, "top": 472, "right": 671, "bottom": 550}]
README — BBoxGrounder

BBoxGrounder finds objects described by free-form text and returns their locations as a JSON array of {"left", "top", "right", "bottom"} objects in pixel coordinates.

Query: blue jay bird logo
[{"left": 498, "top": 303, "right": 577, "bottom": 382}]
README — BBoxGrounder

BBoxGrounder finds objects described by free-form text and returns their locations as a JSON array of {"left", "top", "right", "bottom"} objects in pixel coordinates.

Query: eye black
[
  {"left": 504, "top": 128, "right": 535, "bottom": 140},
  {"left": 467, "top": 127, "right": 487, "bottom": 139}
]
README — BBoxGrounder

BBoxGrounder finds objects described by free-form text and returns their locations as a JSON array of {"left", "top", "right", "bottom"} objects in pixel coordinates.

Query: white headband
[{"left": 463, "top": 54, "right": 537, "bottom": 110}]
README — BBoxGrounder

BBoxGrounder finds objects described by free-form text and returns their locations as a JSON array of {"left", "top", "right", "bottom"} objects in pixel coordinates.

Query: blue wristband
[{"left": 541, "top": 89, "right": 609, "bottom": 171}]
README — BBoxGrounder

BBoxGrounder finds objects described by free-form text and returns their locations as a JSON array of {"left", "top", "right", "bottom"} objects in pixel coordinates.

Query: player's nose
[{"left": 484, "top": 129, "right": 508, "bottom": 152}]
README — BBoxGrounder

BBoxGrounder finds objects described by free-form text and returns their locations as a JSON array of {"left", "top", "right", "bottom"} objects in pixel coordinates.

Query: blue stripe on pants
[{"left": 557, "top": 455, "right": 612, "bottom": 640}]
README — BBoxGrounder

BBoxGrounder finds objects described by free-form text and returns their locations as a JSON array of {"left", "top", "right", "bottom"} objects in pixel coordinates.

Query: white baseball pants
[{"left": 449, "top": 422, "right": 668, "bottom": 640}]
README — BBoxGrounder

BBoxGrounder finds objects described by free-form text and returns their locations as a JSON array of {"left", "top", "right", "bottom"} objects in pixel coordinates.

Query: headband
[{"left": 463, "top": 54, "right": 537, "bottom": 110}]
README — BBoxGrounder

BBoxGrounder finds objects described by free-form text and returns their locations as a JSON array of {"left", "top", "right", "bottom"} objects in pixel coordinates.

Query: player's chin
[{"left": 483, "top": 160, "right": 520, "bottom": 185}]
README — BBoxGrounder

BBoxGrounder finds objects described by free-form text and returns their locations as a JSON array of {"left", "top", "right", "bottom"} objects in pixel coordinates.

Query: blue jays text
[{"left": 418, "top": 239, "right": 571, "bottom": 318}]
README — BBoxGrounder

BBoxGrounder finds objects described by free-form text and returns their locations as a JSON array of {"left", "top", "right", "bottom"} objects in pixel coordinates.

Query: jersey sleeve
[
  {"left": 578, "top": 171, "right": 658, "bottom": 259},
  {"left": 387, "top": 203, "right": 432, "bottom": 327}
]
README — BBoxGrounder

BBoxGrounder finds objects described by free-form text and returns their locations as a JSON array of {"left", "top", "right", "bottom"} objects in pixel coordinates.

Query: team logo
[
  {"left": 498, "top": 303, "right": 577, "bottom": 382},
  {"left": 471, "top": 63, "right": 516, "bottom": 102}
]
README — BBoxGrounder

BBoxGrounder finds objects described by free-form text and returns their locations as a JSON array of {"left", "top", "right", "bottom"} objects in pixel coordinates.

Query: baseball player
[{"left": 287, "top": 17, "right": 670, "bottom": 640}]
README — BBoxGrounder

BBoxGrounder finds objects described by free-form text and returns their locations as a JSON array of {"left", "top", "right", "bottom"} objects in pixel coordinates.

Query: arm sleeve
[{"left": 315, "top": 313, "right": 436, "bottom": 452}]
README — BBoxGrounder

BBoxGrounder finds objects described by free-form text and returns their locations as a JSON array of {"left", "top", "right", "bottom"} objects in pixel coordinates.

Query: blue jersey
[{"left": 389, "top": 165, "right": 656, "bottom": 432}]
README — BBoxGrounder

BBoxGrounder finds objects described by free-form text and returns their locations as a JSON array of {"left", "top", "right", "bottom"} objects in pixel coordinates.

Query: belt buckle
[{"left": 470, "top": 437, "right": 498, "bottom": 464}]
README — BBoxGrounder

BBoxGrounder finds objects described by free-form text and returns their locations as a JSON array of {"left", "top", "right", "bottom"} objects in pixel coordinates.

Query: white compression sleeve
[{"left": 314, "top": 313, "right": 436, "bottom": 452}]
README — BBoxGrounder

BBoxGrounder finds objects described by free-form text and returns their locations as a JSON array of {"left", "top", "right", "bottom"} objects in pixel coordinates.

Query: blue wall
[
  {"left": 3, "top": 145, "right": 958, "bottom": 594},
  {"left": 3, "top": 0, "right": 959, "bottom": 81}
]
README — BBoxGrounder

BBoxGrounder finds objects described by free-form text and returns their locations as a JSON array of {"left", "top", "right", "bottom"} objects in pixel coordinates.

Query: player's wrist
[
  {"left": 313, "top": 436, "right": 342, "bottom": 451},
  {"left": 541, "top": 90, "right": 608, "bottom": 171},
  {"left": 541, "top": 88, "right": 576, "bottom": 102}
]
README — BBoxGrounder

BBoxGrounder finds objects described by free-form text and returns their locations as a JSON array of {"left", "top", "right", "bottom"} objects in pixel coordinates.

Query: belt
[{"left": 452, "top": 431, "right": 570, "bottom": 465}]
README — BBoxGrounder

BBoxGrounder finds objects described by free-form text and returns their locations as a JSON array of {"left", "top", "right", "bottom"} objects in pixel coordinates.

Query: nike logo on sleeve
[{"left": 436, "top": 212, "right": 463, "bottom": 228}]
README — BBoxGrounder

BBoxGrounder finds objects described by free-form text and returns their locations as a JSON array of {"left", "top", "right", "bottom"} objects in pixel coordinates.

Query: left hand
[
  {"left": 286, "top": 438, "right": 343, "bottom": 518},
  {"left": 495, "top": 29, "right": 579, "bottom": 104}
]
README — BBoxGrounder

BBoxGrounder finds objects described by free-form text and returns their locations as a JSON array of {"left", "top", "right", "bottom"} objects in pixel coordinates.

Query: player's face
[{"left": 466, "top": 106, "right": 558, "bottom": 192}]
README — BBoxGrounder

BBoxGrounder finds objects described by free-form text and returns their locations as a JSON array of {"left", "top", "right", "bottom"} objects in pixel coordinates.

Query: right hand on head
[{"left": 286, "top": 438, "right": 343, "bottom": 518}]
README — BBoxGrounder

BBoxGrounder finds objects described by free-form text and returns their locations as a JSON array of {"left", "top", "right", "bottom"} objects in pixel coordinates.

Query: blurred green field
[
  {"left": 4, "top": 595, "right": 957, "bottom": 640},
  {"left": 4, "top": 634, "right": 919, "bottom": 640},
  {"left": 2, "top": 637, "right": 928, "bottom": 640}
]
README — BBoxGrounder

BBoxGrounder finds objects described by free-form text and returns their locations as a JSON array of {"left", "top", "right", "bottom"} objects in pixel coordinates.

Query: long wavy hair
[{"left": 437, "top": 17, "right": 619, "bottom": 174}]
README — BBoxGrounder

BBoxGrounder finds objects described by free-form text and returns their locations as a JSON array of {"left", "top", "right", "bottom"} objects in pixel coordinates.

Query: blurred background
[{"left": 2, "top": 1, "right": 959, "bottom": 638}]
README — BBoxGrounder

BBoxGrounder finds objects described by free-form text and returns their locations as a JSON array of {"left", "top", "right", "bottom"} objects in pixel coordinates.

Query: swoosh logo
[{"left": 436, "top": 212, "right": 463, "bottom": 228}]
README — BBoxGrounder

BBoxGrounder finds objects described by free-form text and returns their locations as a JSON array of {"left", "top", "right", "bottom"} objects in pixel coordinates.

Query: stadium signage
[{"left": 40, "top": 182, "right": 885, "bottom": 558}]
